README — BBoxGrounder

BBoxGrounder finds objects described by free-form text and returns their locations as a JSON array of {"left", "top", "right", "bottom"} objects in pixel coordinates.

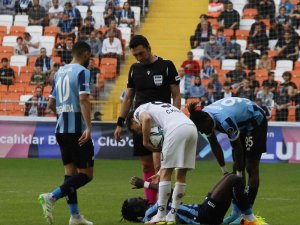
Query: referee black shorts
[
  {"left": 133, "top": 133, "right": 152, "bottom": 157},
  {"left": 56, "top": 133, "right": 94, "bottom": 169}
]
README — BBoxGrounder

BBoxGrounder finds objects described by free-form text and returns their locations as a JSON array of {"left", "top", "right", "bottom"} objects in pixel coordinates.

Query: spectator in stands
[
  {"left": 35, "top": 48, "right": 53, "bottom": 76},
  {"left": 248, "top": 71, "right": 260, "bottom": 96},
  {"left": 85, "top": 9, "right": 96, "bottom": 26},
  {"left": 226, "top": 61, "right": 247, "bottom": 88},
  {"left": 208, "top": 73, "right": 222, "bottom": 93},
  {"left": 279, "top": 0, "right": 294, "bottom": 14},
  {"left": 221, "top": 81, "right": 235, "bottom": 98},
  {"left": 276, "top": 6, "right": 290, "bottom": 25},
  {"left": 225, "top": 36, "right": 241, "bottom": 59},
  {"left": 28, "top": 0, "right": 46, "bottom": 26},
  {"left": 243, "top": 0, "right": 260, "bottom": 9},
  {"left": 218, "top": 2, "right": 240, "bottom": 29},
  {"left": 48, "top": 63, "right": 60, "bottom": 85},
  {"left": 293, "top": 91, "right": 300, "bottom": 121},
  {"left": 269, "top": 20, "right": 284, "bottom": 40},
  {"left": 190, "top": 14, "right": 212, "bottom": 49},
  {"left": 279, "top": 71, "right": 297, "bottom": 97},
  {"left": 200, "top": 59, "right": 215, "bottom": 79},
  {"left": 104, "top": 5, "right": 117, "bottom": 27},
  {"left": 23, "top": 32, "right": 40, "bottom": 56},
  {"left": 14, "top": 36, "right": 28, "bottom": 55},
  {"left": 25, "top": 86, "right": 47, "bottom": 116},
  {"left": 92, "top": 111, "right": 103, "bottom": 121},
  {"left": 203, "top": 34, "right": 224, "bottom": 60},
  {"left": 203, "top": 83, "right": 221, "bottom": 103},
  {"left": 75, "top": 0, "right": 93, "bottom": 7},
  {"left": 105, "top": 0, "right": 121, "bottom": 15},
  {"left": 180, "top": 51, "right": 200, "bottom": 77},
  {"left": 0, "top": 58, "right": 15, "bottom": 86},
  {"left": 178, "top": 67, "right": 186, "bottom": 97},
  {"left": 255, "top": 98, "right": 271, "bottom": 120},
  {"left": 216, "top": 27, "right": 226, "bottom": 47},
  {"left": 15, "top": 0, "right": 32, "bottom": 15},
  {"left": 30, "top": 66, "right": 47, "bottom": 86},
  {"left": 48, "top": 0, "right": 63, "bottom": 26},
  {"left": 102, "top": 30, "right": 122, "bottom": 73},
  {"left": 290, "top": 3, "right": 300, "bottom": 28},
  {"left": 248, "top": 24, "right": 269, "bottom": 52},
  {"left": 237, "top": 78, "right": 255, "bottom": 100},
  {"left": 128, "top": 0, "right": 148, "bottom": 15},
  {"left": 189, "top": 76, "right": 206, "bottom": 98},
  {"left": 86, "top": 30, "right": 102, "bottom": 57},
  {"left": 88, "top": 58, "right": 101, "bottom": 99},
  {"left": 257, "top": 52, "right": 272, "bottom": 70},
  {"left": 118, "top": 1, "right": 135, "bottom": 28},
  {"left": 61, "top": 38, "right": 73, "bottom": 64},
  {"left": 257, "top": 0, "right": 275, "bottom": 19},
  {"left": 54, "top": 36, "right": 66, "bottom": 58},
  {"left": 79, "top": 17, "right": 95, "bottom": 41},
  {"left": 256, "top": 82, "right": 274, "bottom": 108},
  {"left": 57, "top": 13, "right": 76, "bottom": 41},
  {"left": 275, "top": 31, "right": 299, "bottom": 61},
  {"left": 250, "top": 15, "right": 267, "bottom": 36},
  {"left": 241, "top": 43, "right": 260, "bottom": 70},
  {"left": 0, "top": 0, "right": 16, "bottom": 15},
  {"left": 208, "top": 0, "right": 224, "bottom": 18},
  {"left": 64, "top": 2, "right": 81, "bottom": 28},
  {"left": 262, "top": 71, "right": 278, "bottom": 93},
  {"left": 274, "top": 91, "right": 290, "bottom": 121},
  {"left": 25, "top": 95, "right": 40, "bottom": 117},
  {"left": 104, "top": 20, "right": 122, "bottom": 41}
]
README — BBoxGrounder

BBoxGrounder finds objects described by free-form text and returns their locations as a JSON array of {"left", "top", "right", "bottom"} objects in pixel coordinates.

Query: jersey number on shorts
[
  {"left": 245, "top": 136, "right": 253, "bottom": 151},
  {"left": 57, "top": 76, "right": 70, "bottom": 103}
]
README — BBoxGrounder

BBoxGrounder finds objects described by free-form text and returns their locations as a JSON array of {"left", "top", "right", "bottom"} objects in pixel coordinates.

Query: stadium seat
[
  {"left": 101, "top": 57, "right": 117, "bottom": 66},
  {"left": 14, "top": 15, "right": 29, "bottom": 27},
  {"left": 276, "top": 60, "right": 294, "bottom": 71},
  {"left": 0, "top": 46, "right": 14, "bottom": 54},
  {"left": 131, "top": 6, "right": 141, "bottom": 27},
  {"left": 9, "top": 26, "right": 25, "bottom": 36},
  {"left": 240, "top": 19, "right": 255, "bottom": 30},
  {"left": 0, "top": 85, "right": 8, "bottom": 92},
  {"left": 0, "top": 15, "right": 13, "bottom": 33},
  {"left": 8, "top": 83, "right": 25, "bottom": 94},
  {"left": 10, "top": 65, "right": 19, "bottom": 76},
  {"left": 261, "top": 19, "right": 270, "bottom": 29},
  {"left": 40, "top": 36, "right": 55, "bottom": 56},
  {"left": 242, "top": 8, "right": 258, "bottom": 19},
  {"left": 0, "top": 26, "right": 7, "bottom": 37},
  {"left": 93, "top": 0, "right": 106, "bottom": 7},
  {"left": 44, "top": 26, "right": 59, "bottom": 37},
  {"left": 211, "top": 59, "right": 221, "bottom": 69},
  {"left": 28, "top": 56, "right": 38, "bottom": 68},
  {"left": 222, "top": 59, "right": 238, "bottom": 70},
  {"left": 76, "top": 5, "right": 88, "bottom": 20},
  {"left": 15, "top": 73, "right": 31, "bottom": 84},
  {"left": 19, "top": 94, "right": 33, "bottom": 105},
  {"left": 288, "top": 108, "right": 296, "bottom": 122},
  {"left": 43, "top": 85, "right": 52, "bottom": 96},
  {"left": 224, "top": 29, "right": 234, "bottom": 42},
  {"left": 0, "top": 53, "right": 12, "bottom": 62},
  {"left": 268, "top": 40, "right": 278, "bottom": 50},
  {"left": 90, "top": 6, "right": 105, "bottom": 28},
  {"left": 236, "top": 39, "right": 247, "bottom": 53},
  {"left": 100, "top": 63, "right": 117, "bottom": 79},
  {"left": 10, "top": 55, "right": 27, "bottom": 67},
  {"left": 52, "top": 56, "right": 61, "bottom": 64},
  {"left": 207, "top": 18, "right": 219, "bottom": 30},
  {"left": 25, "top": 85, "right": 37, "bottom": 94},
  {"left": 98, "top": 74, "right": 105, "bottom": 88},
  {"left": 191, "top": 49, "right": 204, "bottom": 60},
  {"left": 273, "top": 69, "right": 286, "bottom": 82},
  {"left": 295, "top": 61, "right": 300, "bottom": 70},
  {"left": 25, "top": 26, "right": 43, "bottom": 40},
  {"left": 118, "top": 27, "right": 131, "bottom": 47},
  {"left": 235, "top": 30, "right": 250, "bottom": 40},
  {"left": 2, "top": 92, "right": 21, "bottom": 101},
  {"left": 2, "top": 36, "right": 18, "bottom": 47}
]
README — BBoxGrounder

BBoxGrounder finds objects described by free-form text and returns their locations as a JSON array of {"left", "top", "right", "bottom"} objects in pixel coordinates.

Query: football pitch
[{"left": 0, "top": 158, "right": 299, "bottom": 225}]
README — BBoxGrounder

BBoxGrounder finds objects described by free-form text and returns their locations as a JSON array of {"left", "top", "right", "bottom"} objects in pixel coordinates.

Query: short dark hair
[
  {"left": 129, "top": 35, "right": 150, "bottom": 49},
  {"left": 248, "top": 71, "right": 256, "bottom": 76},
  {"left": 126, "top": 111, "right": 135, "bottom": 133},
  {"left": 71, "top": 41, "right": 91, "bottom": 57},
  {"left": 1, "top": 57, "right": 8, "bottom": 63},
  {"left": 121, "top": 198, "right": 147, "bottom": 223},
  {"left": 16, "top": 36, "right": 23, "bottom": 41},
  {"left": 188, "top": 103, "right": 211, "bottom": 132}
]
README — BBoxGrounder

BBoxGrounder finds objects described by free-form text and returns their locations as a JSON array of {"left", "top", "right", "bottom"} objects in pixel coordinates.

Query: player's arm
[
  {"left": 140, "top": 112, "right": 160, "bottom": 152},
  {"left": 230, "top": 137, "right": 245, "bottom": 177},
  {"left": 114, "top": 88, "right": 135, "bottom": 140},
  {"left": 47, "top": 97, "right": 56, "bottom": 114},
  {"left": 170, "top": 84, "right": 181, "bottom": 109},
  {"left": 207, "top": 132, "right": 228, "bottom": 174},
  {"left": 130, "top": 176, "right": 158, "bottom": 191},
  {"left": 79, "top": 93, "right": 92, "bottom": 145}
]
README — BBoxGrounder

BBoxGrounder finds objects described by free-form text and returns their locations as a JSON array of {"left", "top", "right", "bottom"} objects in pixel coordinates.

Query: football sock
[
  {"left": 231, "top": 202, "right": 241, "bottom": 217},
  {"left": 168, "top": 182, "right": 186, "bottom": 221},
  {"left": 247, "top": 186, "right": 258, "bottom": 206},
  {"left": 232, "top": 179, "right": 251, "bottom": 212},
  {"left": 51, "top": 187, "right": 62, "bottom": 199},
  {"left": 241, "top": 209, "right": 256, "bottom": 222},
  {"left": 60, "top": 173, "right": 91, "bottom": 198},
  {"left": 144, "top": 171, "right": 157, "bottom": 205},
  {"left": 65, "top": 175, "right": 79, "bottom": 215},
  {"left": 157, "top": 181, "right": 171, "bottom": 219}
]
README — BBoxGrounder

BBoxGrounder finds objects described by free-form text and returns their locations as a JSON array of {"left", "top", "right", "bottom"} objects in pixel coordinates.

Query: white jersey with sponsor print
[{"left": 134, "top": 101, "right": 194, "bottom": 134}]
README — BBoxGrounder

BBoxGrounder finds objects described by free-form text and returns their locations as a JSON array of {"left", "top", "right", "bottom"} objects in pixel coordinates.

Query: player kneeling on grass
[
  {"left": 122, "top": 175, "right": 268, "bottom": 225},
  {"left": 126, "top": 101, "right": 198, "bottom": 224}
]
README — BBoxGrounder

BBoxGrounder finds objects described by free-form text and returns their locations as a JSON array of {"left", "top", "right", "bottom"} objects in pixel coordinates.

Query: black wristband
[{"left": 117, "top": 117, "right": 125, "bottom": 127}]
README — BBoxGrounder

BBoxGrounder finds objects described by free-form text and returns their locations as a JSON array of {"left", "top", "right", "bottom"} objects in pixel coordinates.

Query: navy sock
[
  {"left": 232, "top": 177, "right": 251, "bottom": 212},
  {"left": 65, "top": 175, "right": 79, "bottom": 215},
  {"left": 247, "top": 186, "right": 258, "bottom": 206},
  {"left": 60, "top": 173, "right": 91, "bottom": 198}
]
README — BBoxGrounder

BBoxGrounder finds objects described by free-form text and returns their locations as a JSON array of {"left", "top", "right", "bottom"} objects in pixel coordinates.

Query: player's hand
[
  {"left": 114, "top": 126, "right": 122, "bottom": 141},
  {"left": 148, "top": 173, "right": 160, "bottom": 183},
  {"left": 130, "top": 176, "right": 144, "bottom": 189},
  {"left": 143, "top": 142, "right": 162, "bottom": 152},
  {"left": 78, "top": 128, "right": 91, "bottom": 146}
]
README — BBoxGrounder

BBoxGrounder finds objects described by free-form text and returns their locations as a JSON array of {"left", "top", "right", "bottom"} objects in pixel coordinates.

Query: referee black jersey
[{"left": 127, "top": 57, "right": 180, "bottom": 108}]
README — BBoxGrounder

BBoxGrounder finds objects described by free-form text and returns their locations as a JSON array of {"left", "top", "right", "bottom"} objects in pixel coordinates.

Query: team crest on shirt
[
  {"left": 153, "top": 75, "right": 163, "bottom": 86},
  {"left": 227, "top": 127, "right": 238, "bottom": 136}
]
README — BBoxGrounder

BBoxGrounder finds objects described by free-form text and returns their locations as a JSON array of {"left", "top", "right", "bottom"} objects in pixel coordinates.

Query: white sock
[
  {"left": 167, "top": 182, "right": 186, "bottom": 221},
  {"left": 242, "top": 214, "right": 256, "bottom": 221},
  {"left": 157, "top": 181, "right": 172, "bottom": 219}
]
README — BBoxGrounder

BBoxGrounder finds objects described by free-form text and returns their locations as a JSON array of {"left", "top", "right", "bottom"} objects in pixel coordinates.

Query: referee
[{"left": 114, "top": 35, "right": 181, "bottom": 205}]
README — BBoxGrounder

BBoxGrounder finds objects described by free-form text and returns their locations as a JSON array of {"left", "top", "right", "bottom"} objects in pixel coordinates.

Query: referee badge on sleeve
[{"left": 153, "top": 75, "right": 163, "bottom": 86}]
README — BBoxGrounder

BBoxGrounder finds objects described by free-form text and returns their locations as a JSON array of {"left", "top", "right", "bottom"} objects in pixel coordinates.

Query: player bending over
[
  {"left": 122, "top": 174, "right": 268, "bottom": 225},
  {"left": 188, "top": 97, "right": 268, "bottom": 225},
  {"left": 126, "top": 101, "right": 197, "bottom": 224}
]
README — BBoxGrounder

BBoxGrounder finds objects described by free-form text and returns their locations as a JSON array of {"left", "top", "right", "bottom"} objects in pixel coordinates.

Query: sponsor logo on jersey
[{"left": 153, "top": 75, "right": 163, "bottom": 86}]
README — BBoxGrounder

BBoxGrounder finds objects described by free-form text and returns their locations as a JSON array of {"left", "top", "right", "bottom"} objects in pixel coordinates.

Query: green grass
[{"left": 0, "top": 159, "right": 299, "bottom": 225}]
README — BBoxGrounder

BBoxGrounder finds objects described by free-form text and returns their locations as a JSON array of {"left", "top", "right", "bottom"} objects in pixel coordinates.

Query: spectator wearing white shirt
[
  {"left": 24, "top": 32, "right": 40, "bottom": 56},
  {"left": 102, "top": 31, "right": 122, "bottom": 73},
  {"left": 48, "top": 0, "right": 64, "bottom": 26}
]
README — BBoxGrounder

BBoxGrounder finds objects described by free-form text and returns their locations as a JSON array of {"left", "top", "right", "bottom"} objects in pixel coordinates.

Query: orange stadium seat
[
  {"left": 28, "top": 56, "right": 38, "bottom": 68},
  {"left": 288, "top": 108, "right": 296, "bottom": 122},
  {"left": 0, "top": 26, "right": 7, "bottom": 37},
  {"left": 261, "top": 19, "right": 270, "bottom": 29},
  {"left": 0, "top": 46, "right": 14, "bottom": 54},
  {"left": 101, "top": 57, "right": 117, "bottom": 66},
  {"left": 211, "top": 59, "right": 221, "bottom": 69},
  {"left": 44, "top": 26, "right": 58, "bottom": 37},
  {"left": 294, "top": 61, "right": 300, "bottom": 70},
  {"left": 25, "top": 85, "right": 37, "bottom": 94},
  {"left": 224, "top": 29, "right": 234, "bottom": 42},
  {"left": 98, "top": 74, "right": 105, "bottom": 89},
  {"left": 0, "top": 84, "right": 8, "bottom": 92},
  {"left": 2, "top": 92, "right": 21, "bottom": 101},
  {"left": 235, "top": 30, "right": 250, "bottom": 40},
  {"left": 52, "top": 56, "right": 61, "bottom": 64},
  {"left": 43, "top": 85, "right": 52, "bottom": 96},
  {"left": 8, "top": 83, "right": 25, "bottom": 94},
  {"left": 242, "top": 8, "right": 258, "bottom": 19},
  {"left": 208, "top": 18, "right": 219, "bottom": 30},
  {"left": 9, "top": 26, "right": 25, "bottom": 36},
  {"left": 10, "top": 65, "right": 19, "bottom": 76},
  {"left": 0, "top": 53, "right": 12, "bottom": 62},
  {"left": 93, "top": 57, "right": 100, "bottom": 67},
  {"left": 100, "top": 64, "right": 117, "bottom": 80}
]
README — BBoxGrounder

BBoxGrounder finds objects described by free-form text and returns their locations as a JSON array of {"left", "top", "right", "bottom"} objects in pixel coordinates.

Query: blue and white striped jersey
[
  {"left": 50, "top": 64, "right": 91, "bottom": 133},
  {"left": 203, "top": 97, "right": 265, "bottom": 141}
]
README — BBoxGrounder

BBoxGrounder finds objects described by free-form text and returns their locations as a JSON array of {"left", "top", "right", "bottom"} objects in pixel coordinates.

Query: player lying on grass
[
  {"left": 121, "top": 174, "right": 268, "bottom": 225},
  {"left": 126, "top": 101, "right": 197, "bottom": 224},
  {"left": 188, "top": 97, "right": 268, "bottom": 225}
]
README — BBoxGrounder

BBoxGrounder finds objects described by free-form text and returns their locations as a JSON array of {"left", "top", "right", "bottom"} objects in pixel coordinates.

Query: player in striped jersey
[
  {"left": 121, "top": 174, "right": 267, "bottom": 225},
  {"left": 38, "top": 41, "right": 94, "bottom": 225}
]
